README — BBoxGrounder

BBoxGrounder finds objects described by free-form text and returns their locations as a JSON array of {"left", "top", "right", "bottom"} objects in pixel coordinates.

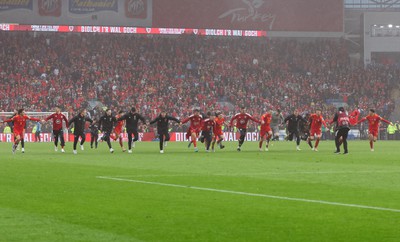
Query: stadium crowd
[{"left": 0, "top": 32, "right": 399, "bottom": 133}]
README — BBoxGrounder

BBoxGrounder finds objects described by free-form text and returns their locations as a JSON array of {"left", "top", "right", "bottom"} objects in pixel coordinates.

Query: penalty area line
[{"left": 96, "top": 176, "right": 400, "bottom": 213}]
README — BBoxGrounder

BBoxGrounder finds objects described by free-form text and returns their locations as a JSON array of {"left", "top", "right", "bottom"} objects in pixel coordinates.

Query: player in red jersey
[
  {"left": 200, "top": 112, "right": 216, "bottom": 152},
  {"left": 3, "top": 108, "right": 40, "bottom": 154},
  {"left": 357, "top": 109, "right": 391, "bottom": 151},
  {"left": 43, "top": 107, "right": 68, "bottom": 153},
  {"left": 229, "top": 106, "right": 261, "bottom": 151},
  {"left": 113, "top": 110, "right": 126, "bottom": 152},
  {"left": 259, "top": 111, "right": 273, "bottom": 151},
  {"left": 181, "top": 108, "right": 203, "bottom": 152},
  {"left": 211, "top": 111, "right": 228, "bottom": 151},
  {"left": 349, "top": 108, "right": 360, "bottom": 126},
  {"left": 307, "top": 108, "right": 327, "bottom": 152}
]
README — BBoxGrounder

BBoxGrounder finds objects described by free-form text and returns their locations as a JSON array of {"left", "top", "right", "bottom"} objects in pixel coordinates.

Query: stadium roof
[{"left": 345, "top": 0, "right": 400, "bottom": 9}]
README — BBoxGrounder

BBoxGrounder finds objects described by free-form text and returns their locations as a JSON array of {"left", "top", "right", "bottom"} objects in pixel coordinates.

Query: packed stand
[{"left": 0, "top": 32, "right": 398, "bottom": 133}]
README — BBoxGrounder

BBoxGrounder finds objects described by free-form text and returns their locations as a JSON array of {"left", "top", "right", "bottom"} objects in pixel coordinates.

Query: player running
[
  {"left": 149, "top": 110, "right": 180, "bottom": 153},
  {"left": 113, "top": 110, "right": 126, "bottom": 152},
  {"left": 117, "top": 107, "right": 147, "bottom": 153},
  {"left": 357, "top": 109, "right": 391, "bottom": 151},
  {"left": 98, "top": 109, "right": 117, "bottom": 153},
  {"left": 270, "top": 109, "right": 284, "bottom": 141},
  {"left": 68, "top": 109, "right": 93, "bottom": 155},
  {"left": 89, "top": 121, "right": 99, "bottom": 149},
  {"left": 307, "top": 108, "right": 327, "bottom": 152},
  {"left": 331, "top": 107, "right": 350, "bottom": 154},
  {"left": 211, "top": 111, "right": 227, "bottom": 151},
  {"left": 229, "top": 106, "right": 261, "bottom": 151},
  {"left": 200, "top": 112, "right": 216, "bottom": 152},
  {"left": 3, "top": 108, "right": 40, "bottom": 154},
  {"left": 284, "top": 110, "right": 308, "bottom": 151},
  {"left": 259, "top": 110, "right": 272, "bottom": 151},
  {"left": 181, "top": 108, "right": 203, "bottom": 152},
  {"left": 42, "top": 107, "right": 68, "bottom": 153}
]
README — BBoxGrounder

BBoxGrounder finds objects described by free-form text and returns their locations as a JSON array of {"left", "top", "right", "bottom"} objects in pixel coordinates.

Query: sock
[
  {"left": 259, "top": 140, "right": 263, "bottom": 148},
  {"left": 370, "top": 140, "right": 373, "bottom": 149},
  {"left": 193, "top": 139, "right": 197, "bottom": 148},
  {"left": 315, "top": 139, "right": 320, "bottom": 148}
]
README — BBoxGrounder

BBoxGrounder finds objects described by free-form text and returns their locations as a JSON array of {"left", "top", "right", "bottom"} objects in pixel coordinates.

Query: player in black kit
[
  {"left": 150, "top": 110, "right": 180, "bottom": 153},
  {"left": 98, "top": 109, "right": 117, "bottom": 153},
  {"left": 284, "top": 110, "right": 308, "bottom": 151},
  {"left": 117, "top": 107, "right": 147, "bottom": 153},
  {"left": 68, "top": 109, "right": 93, "bottom": 154},
  {"left": 89, "top": 121, "right": 99, "bottom": 149},
  {"left": 331, "top": 107, "right": 350, "bottom": 154}
]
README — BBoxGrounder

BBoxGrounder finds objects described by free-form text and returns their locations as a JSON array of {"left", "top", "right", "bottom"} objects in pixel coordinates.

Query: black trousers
[
  {"left": 101, "top": 130, "right": 112, "bottom": 148},
  {"left": 91, "top": 133, "right": 98, "bottom": 148},
  {"left": 335, "top": 128, "right": 349, "bottom": 152},
  {"left": 53, "top": 129, "right": 65, "bottom": 147},
  {"left": 287, "top": 130, "right": 301, "bottom": 145},
  {"left": 73, "top": 132, "right": 85, "bottom": 150},
  {"left": 238, "top": 128, "right": 247, "bottom": 146},
  {"left": 127, "top": 130, "right": 139, "bottom": 150},
  {"left": 35, "top": 131, "right": 41, "bottom": 142},
  {"left": 200, "top": 130, "right": 213, "bottom": 150},
  {"left": 158, "top": 129, "right": 170, "bottom": 150}
]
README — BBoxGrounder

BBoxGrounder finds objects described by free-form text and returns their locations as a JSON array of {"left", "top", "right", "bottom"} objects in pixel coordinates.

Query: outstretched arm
[{"left": 357, "top": 117, "right": 367, "bottom": 124}]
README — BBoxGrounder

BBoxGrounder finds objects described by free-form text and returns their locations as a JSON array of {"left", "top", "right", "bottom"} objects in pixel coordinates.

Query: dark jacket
[
  {"left": 284, "top": 114, "right": 307, "bottom": 132},
  {"left": 98, "top": 115, "right": 117, "bottom": 132},
  {"left": 68, "top": 114, "right": 93, "bottom": 134},
  {"left": 150, "top": 115, "right": 180, "bottom": 132},
  {"left": 117, "top": 112, "right": 146, "bottom": 132}
]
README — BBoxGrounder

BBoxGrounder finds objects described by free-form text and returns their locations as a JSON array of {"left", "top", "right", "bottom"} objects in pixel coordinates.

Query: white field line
[
  {"left": 96, "top": 176, "right": 400, "bottom": 213},
  {"left": 107, "top": 170, "right": 400, "bottom": 178},
  {"left": 224, "top": 170, "right": 400, "bottom": 176}
]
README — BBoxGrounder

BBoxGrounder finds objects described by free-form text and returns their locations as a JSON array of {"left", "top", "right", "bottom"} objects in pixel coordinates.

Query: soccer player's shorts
[
  {"left": 310, "top": 129, "right": 322, "bottom": 137},
  {"left": 186, "top": 128, "right": 201, "bottom": 139},
  {"left": 114, "top": 128, "right": 123, "bottom": 137},
  {"left": 369, "top": 129, "right": 378, "bottom": 137},
  {"left": 13, "top": 130, "right": 24, "bottom": 138},
  {"left": 260, "top": 127, "right": 272, "bottom": 138},
  {"left": 214, "top": 129, "right": 223, "bottom": 137}
]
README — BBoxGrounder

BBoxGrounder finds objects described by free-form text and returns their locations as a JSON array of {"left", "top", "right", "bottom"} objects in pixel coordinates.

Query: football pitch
[{"left": 1, "top": 140, "right": 400, "bottom": 242}]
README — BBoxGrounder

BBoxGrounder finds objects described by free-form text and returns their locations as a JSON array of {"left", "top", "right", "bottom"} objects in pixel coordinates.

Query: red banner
[
  {"left": 153, "top": 0, "right": 343, "bottom": 32},
  {"left": 0, "top": 132, "right": 261, "bottom": 142},
  {"left": 0, "top": 23, "right": 266, "bottom": 37}
]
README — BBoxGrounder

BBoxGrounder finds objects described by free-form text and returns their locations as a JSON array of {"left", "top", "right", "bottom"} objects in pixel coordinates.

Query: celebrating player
[
  {"left": 113, "top": 110, "right": 126, "bottom": 152},
  {"left": 307, "top": 108, "right": 327, "bottom": 152},
  {"left": 98, "top": 109, "right": 117, "bottom": 153},
  {"left": 357, "top": 109, "right": 391, "bottom": 151},
  {"left": 331, "top": 107, "right": 350, "bottom": 154},
  {"left": 42, "top": 107, "right": 68, "bottom": 153},
  {"left": 270, "top": 109, "right": 284, "bottom": 141},
  {"left": 284, "top": 110, "right": 308, "bottom": 151},
  {"left": 181, "top": 108, "right": 203, "bottom": 152},
  {"left": 200, "top": 112, "right": 216, "bottom": 152},
  {"left": 229, "top": 106, "right": 261, "bottom": 151},
  {"left": 117, "top": 107, "right": 147, "bottom": 153},
  {"left": 259, "top": 110, "right": 272, "bottom": 151},
  {"left": 68, "top": 109, "right": 93, "bottom": 155},
  {"left": 349, "top": 107, "right": 360, "bottom": 126},
  {"left": 89, "top": 121, "right": 99, "bottom": 149},
  {"left": 3, "top": 108, "right": 40, "bottom": 154},
  {"left": 149, "top": 110, "right": 180, "bottom": 153},
  {"left": 211, "top": 111, "right": 227, "bottom": 151}
]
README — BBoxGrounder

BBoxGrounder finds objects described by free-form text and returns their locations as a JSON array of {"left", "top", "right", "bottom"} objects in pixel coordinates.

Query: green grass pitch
[{"left": 1, "top": 140, "right": 400, "bottom": 242}]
